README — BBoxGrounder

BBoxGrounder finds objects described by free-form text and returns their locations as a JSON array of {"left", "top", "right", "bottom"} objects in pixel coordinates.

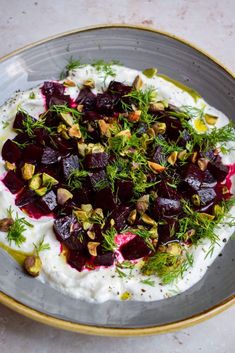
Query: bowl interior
[{"left": 0, "top": 27, "right": 234, "bottom": 328}]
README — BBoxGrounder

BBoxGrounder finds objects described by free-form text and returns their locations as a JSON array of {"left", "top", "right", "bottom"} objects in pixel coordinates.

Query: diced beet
[
  {"left": 107, "top": 81, "right": 132, "bottom": 96},
  {"left": 93, "top": 252, "right": 114, "bottom": 266},
  {"left": 202, "top": 170, "right": 217, "bottom": 187},
  {"left": 158, "top": 219, "right": 179, "bottom": 244},
  {"left": 89, "top": 170, "right": 108, "bottom": 191},
  {"left": 76, "top": 88, "right": 96, "bottom": 111},
  {"left": 120, "top": 235, "right": 151, "bottom": 260},
  {"left": 48, "top": 95, "right": 71, "bottom": 107},
  {"left": 134, "top": 122, "right": 148, "bottom": 137},
  {"left": 67, "top": 251, "right": 87, "bottom": 272},
  {"left": 84, "top": 152, "right": 109, "bottom": 170},
  {"left": 13, "top": 132, "right": 31, "bottom": 145},
  {"left": 152, "top": 145, "right": 166, "bottom": 165},
  {"left": 116, "top": 180, "right": 133, "bottom": 202},
  {"left": 41, "top": 147, "right": 61, "bottom": 164},
  {"left": 73, "top": 185, "right": 92, "bottom": 205},
  {"left": 197, "top": 188, "right": 217, "bottom": 206},
  {"left": 89, "top": 224, "right": 103, "bottom": 243},
  {"left": 2, "top": 171, "right": 24, "bottom": 194},
  {"left": 96, "top": 93, "right": 114, "bottom": 115},
  {"left": 109, "top": 205, "right": 131, "bottom": 232},
  {"left": 34, "top": 128, "right": 49, "bottom": 145},
  {"left": 50, "top": 136, "right": 74, "bottom": 155},
  {"left": 84, "top": 111, "right": 102, "bottom": 121},
  {"left": 15, "top": 189, "right": 37, "bottom": 207},
  {"left": 177, "top": 129, "right": 191, "bottom": 147},
  {"left": 208, "top": 162, "right": 229, "bottom": 182},
  {"left": 54, "top": 215, "right": 87, "bottom": 250},
  {"left": 156, "top": 180, "right": 180, "bottom": 200},
  {"left": 37, "top": 190, "right": 57, "bottom": 213},
  {"left": 2, "top": 139, "right": 22, "bottom": 163},
  {"left": 61, "top": 155, "right": 80, "bottom": 179},
  {"left": 94, "top": 187, "right": 116, "bottom": 212},
  {"left": 154, "top": 197, "right": 182, "bottom": 218},
  {"left": 13, "top": 111, "right": 36, "bottom": 130},
  {"left": 22, "top": 144, "right": 43, "bottom": 163},
  {"left": 181, "top": 163, "right": 204, "bottom": 191},
  {"left": 41, "top": 81, "right": 71, "bottom": 108},
  {"left": 163, "top": 115, "right": 183, "bottom": 140}
]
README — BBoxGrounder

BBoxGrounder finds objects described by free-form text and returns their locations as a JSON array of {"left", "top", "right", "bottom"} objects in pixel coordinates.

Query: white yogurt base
[{"left": 0, "top": 64, "right": 234, "bottom": 302}]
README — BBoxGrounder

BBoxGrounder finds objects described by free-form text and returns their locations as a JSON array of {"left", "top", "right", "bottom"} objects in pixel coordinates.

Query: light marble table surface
[{"left": 0, "top": 0, "right": 234, "bottom": 352}]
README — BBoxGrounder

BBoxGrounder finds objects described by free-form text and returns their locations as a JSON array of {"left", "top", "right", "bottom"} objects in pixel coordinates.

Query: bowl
[{"left": 0, "top": 25, "right": 234, "bottom": 336}]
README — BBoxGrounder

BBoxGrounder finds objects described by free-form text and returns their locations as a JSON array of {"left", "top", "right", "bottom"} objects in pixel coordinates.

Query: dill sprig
[
  {"left": 6, "top": 207, "right": 33, "bottom": 247},
  {"left": 67, "top": 170, "right": 89, "bottom": 190},
  {"left": 102, "top": 227, "right": 117, "bottom": 252},
  {"left": 140, "top": 278, "right": 155, "bottom": 286},
  {"left": 49, "top": 105, "right": 82, "bottom": 120},
  {"left": 141, "top": 250, "right": 193, "bottom": 284},
  {"left": 66, "top": 58, "right": 85, "bottom": 72},
  {"left": 91, "top": 59, "right": 120, "bottom": 83},
  {"left": 129, "top": 228, "right": 155, "bottom": 251},
  {"left": 17, "top": 108, "right": 51, "bottom": 137},
  {"left": 33, "top": 236, "right": 50, "bottom": 255}
]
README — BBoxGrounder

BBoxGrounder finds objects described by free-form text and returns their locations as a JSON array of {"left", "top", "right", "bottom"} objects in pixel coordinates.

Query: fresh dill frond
[
  {"left": 48, "top": 104, "right": 82, "bottom": 121},
  {"left": 94, "top": 178, "right": 109, "bottom": 191},
  {"left": 141, "top": 250, "right": 193, "bottom": 284},
  {"left": 140, "top": 278, "right": 155, "bottom": 287},
  {"left": 17, "top": 108, "right": 52, "bottom": 137},
  {"left": 1, "top": 121, "right": 10, "bottom": 129},
  {"left": 33, "top": 236, "right": 50, "bottom": 255},
  {"left": 91, "top": 59, "right": 120, "bottom": 83},
  {"left": 102, "top": 227, "right": 117, "bottom": 252},
  {"left": 116, "top": 267, "right": 127, "bottom": 278},
  {"left": 67, "top": 170, "right": 89, "bottom": 190},
  {"left": 12, "top": 140, "right": 29, "bottom": 149},
  {"left": 129, "top": 228, "right": 155, "bottom": 251},
  {"left": 66, "top": 58, "right": 85, "bottom": 72},
  {"left": 6, "top": 207, "right": 33, "bottom": 247}
]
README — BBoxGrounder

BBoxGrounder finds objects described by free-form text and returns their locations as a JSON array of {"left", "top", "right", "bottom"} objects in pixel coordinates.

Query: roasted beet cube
[
  {"left": 156, "top": 180, "right": 180, "bottom": 200},
  {"left": 41, "top": 81, "right": 71, "bottom": 108},
  {"left": 76, "top": 88, "right": 96, "bottom": 111},
  {"left": 197, "top": 188, "right": 216, "bottom": 206},
  {"left": 163, "top": 115, "right": 183, "bottom": 140},
  {"left": 93, "top": 252, "right": 114, "bottom": 266},
  {"left": 34, "top": 128, "right": 49, "bottom": 145},
  {"left": 13, "top": 111, "right": 36, "bottom": 130},
  {"left": 61, "top": 155, "right": 80, "bottom": 179},
  {"left": 89, "top": 170, "right": 108, "bottom": 191},
  {"left": 154, "top": 197, "right": 182, "bottom": 218},
  {"left": 22, "top": 144, "right": 43, "bottom": 163},
  {"left": 120, "top": 236, "right": 151, "bottom": 260},
  {"left": 2, "top": 139, "right": 22, "bottom": 163},
  {"left": 181, "top": 163, "right": 204, "bottom": 191},
  {"left": 74, "top": 185, "right": 92, "bottom": 205},
  {"left": 2, "top": 171, "right": 24, "bottom": 194},
  {"left": 41, "top": 147, "right": 60, "bottom": 164},
  {"left": 202, "top": 170, "right": 217, "bottom": 187},
  {"left": 94, "top": 187, "right": 116, "bottom": 212},
  {"left": 208, "top": 162, "right": 229, "bottom": 182},
  {"left": 134, "top": 122, "right": 148, "bottom": 137},
  {"left": 67, "top": 251, "right": 87, "bottom": 272},
  {"left": 37, "top": 190, "right": 57, "bottom": 213},
  {"left": 84, "top": 152, "right": 109, "bottom": 170},
  {"left": 109, "top": 205, "right": 131, "bottom": 232},
  {"left": 152, "top": 145, "right": 166, "bottom": 165},
  {"left": 116, "top": 180, "right": 133, "bottom": 203},
  {"left": 50, "top": 136, "right": 73, "bottom": 155},
  {"left": 107, "top": 81, "right": 132, "bottom": 96},
  {"left": 84, "top": 111, "right": 102, "bottom": 121},
  {"left": 158, "top": 218, "right": 179, "bottom": 244},
  {"left": 96, "top": 93, "right": 114, "bottom": 115},
  {"left": 15, "top": 189, "right": 37, "bottom": 207}
]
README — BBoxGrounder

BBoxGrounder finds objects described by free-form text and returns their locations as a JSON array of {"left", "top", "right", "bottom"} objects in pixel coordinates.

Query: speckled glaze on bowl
[{"left": 0, "top": 25, "right": 234, "bottom": 336}]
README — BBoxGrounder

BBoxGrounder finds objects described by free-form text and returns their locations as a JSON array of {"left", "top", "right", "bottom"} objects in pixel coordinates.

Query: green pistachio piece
[
  {"left": 42, "top": 173, "right": 59, "bottom": 187},
  {"left": 29, "top": 174, "right": 42, "bottom": 190}
]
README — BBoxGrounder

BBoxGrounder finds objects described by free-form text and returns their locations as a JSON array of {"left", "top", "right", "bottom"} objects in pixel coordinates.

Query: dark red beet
[
  {"left": 67, "top": 251, "right": 87, "bottom": 272},
  {"left": 156, "top": 180, "right": 180, "bottom": 200},
  {"left": 109, "top": 205, "right": 131, "bottom": 232},
  {"left": 96, "top": 93, "right": 114, "bottom": 115},
  {"left": 94, "top": 187, "right": 116, "bottom": 212},
  {"left": 84, "top": 152, "right": 109, "bottom": 170},
  {"left": 50, "top": 136, "right": 74, "bottom": 155},
  {"left": 34, "top": 128, "right": 50, "bottom": 145},
  {"left": 120, "top": 236, "right": 151, "bottom": 260},
  {"left": 41, "top": 147, "right": 61, "bottom": 164},
  {"left": 202, "top": 170, "right": 217, "bottom": 187},
  {"left": 13, "top": 111, "right": 36, "bottom": 131},
  {"left": 163, "top": 115, "right": 183, "bottom": 141},
  {"left": 158, "top": 218, "right": 179, "bottom": 244},
  {"left": 208, "top": 162, "right": 229, "bottom": 182},
  {"left": 74, "top": 185, "right": 92, "bottom": 206},
  {"left": 61, "top": 155, "right": 80, "bottom": 179},
  {"left": 89, "top": 170, "right": 108, "bottom": 191},
  {"left": 22, "top": 144, "right": 43, "bottom": 163},
  {"left": 154, "top": 197, "right": 182, "bottom": 218},
  {"left": 181, "top": 163, "right": 204, "bottom": 191},
  {"left": 152, "top": 145, "right": 166, "bottom": 165},
  {"left": 197, "top": 188, "right": 216, "bottom": 206},
  {"left": 93, "top": 252, "right": 114, "bottom": 266},
  {"left": 41, "top": 81, "right": 71, "bottom": 108},
  {"left": 134, "top": 122, "right": 149, "bottom": 137},
  {"left": 84, "top": 111, "right": 102, "bottom": 121},
  {"left": 76, "top": 88, "right": 96, "bottom": 111},
  {"left": 116, "top": 179, "right": 133, "bottom": 203},
  {"left": 15, "top": 189, "right": 37, "bottom": 207},
  {"left": 107, "top": 81, "right": 132, "bottom": 96},
  {"left": 2, "top": 171, "right": 24, "bottom": 194},
  {"left": 2, "top": 139, "right": 22, "bottom": 163},
  {"left": 37, "top": 190, "right": 57, "bottom": 213}
]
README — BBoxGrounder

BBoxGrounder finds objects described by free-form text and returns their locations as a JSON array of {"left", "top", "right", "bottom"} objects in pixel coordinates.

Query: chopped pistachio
[
  {"left": 87, "top": 241, "right": 100, "bottom": 256},
  {"left": 149, "top": 102, "right": 165, "bottom": 112},
  {"left": 5, "top": 161, "right": 16, "bottom": 171},
  {"left": 190, "top": 152, "right": 198, "bottom": 164},
  {"left": 152, "top": 122, "right": 166, "bottom": 134},
  {"left": 146, "top": 128, "right": 156, "bottom": 138},
  {"left": 35, "top": 187, "right": 47, "bottom": 196},
  {"left": 77, "top": 142, "right": 88, "bottom": 157},
  {"left": 74, "top": 210, "right": 88, "bottom": 222},
  {"left": 205, "top": 114, "right": 218, "bottom": 126},
  {"left": 0, "top": 217, "right": 14, "bottom": 232},
  {"left": 63, "top": 79, "right": 76, "bottom": 87},
  {"left": 76, "top": 104, "right": 84, "bottom": 112},
  {"left": 116, "top": 129, "right": 131, "bottom": 138},
  {"left": 165, "top": 242, "right": 182, "bottom": 256},
  {"left": 87, "top": 231, "right": 96, "bottom": 240},
  {"left": 132, "top": 75, "right": 143, "bottom": 90},
  {"left": 128, "top": 209, "right": 137, "bottom": 225},
  {"left": 81, "top": 204, "right": 93, "bottom": 213},
  {"left": 24, "top": 255, "right": 42, "bottom": 277},
  {"left": 184, "top": 229, "right": 196, "bottom": 240},
  {"left": 57, "top": 188, "right": 73, "bottom": 205},
  {"left": 57, "top": 123, "right": 70, "bottom": 139},
  {"left": 148, "top": 161, "right": 166, "bottom": 173},
  {"left": 141, "top": 213, "right": 156, "bottom": 225},
  {"left": 178, "top": 150, "right": 188, "bottom": 161},
  {"left": 128, "top": 110, "right": 141, "bottom": 122},
  {"left": 213, "top": 204, "right": 223, "bottom": 218},
  {"left": 167, "top": 151, "right": 178, "bottom": 165},
  {"left": 83, "top": 78, "right": 95, "bottom": 88},
  {"left": 199, "top": 213, "right": 215, "bottom": 221},
  {"left": 42, "top": 173, "right": 59, "bottom": 187},
  {"left": 98, "top": 119, "right": 113, "bottom": 137},
  {"left": 60, "top": 112, "right": 74, "bottom": 127},
  {"left": 136, "top": 195, "right": 149, "bottom": 215},
  {"left": 191, "top": 194, "right": 200, "bottom": 206},
  {"left": 142, "top": 67, "right": 157, "bottom": 78},
  {"left": 197, "top": 158, "right": 209, "bottom": 171},
  {"left": 29, "top": 174, "right": 42, "bottom": 190},
  {"left": 21, "top": 163, "right": 35, "bottom": 181},
  {"left": 68, "top": 124, "right": 82, "bottom": 139}
]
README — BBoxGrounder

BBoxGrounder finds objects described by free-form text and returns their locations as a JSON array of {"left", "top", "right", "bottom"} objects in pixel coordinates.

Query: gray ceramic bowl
[{"left": 0, "top": 25, "right": 234, "bottom": 336}]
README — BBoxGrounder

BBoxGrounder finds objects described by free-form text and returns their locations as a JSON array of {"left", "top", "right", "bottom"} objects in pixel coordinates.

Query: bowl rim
[{"left": 0, "top": 24, "right": 234, "bottom": 336}]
